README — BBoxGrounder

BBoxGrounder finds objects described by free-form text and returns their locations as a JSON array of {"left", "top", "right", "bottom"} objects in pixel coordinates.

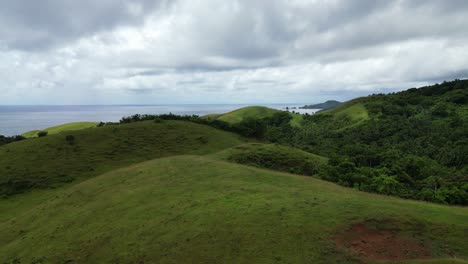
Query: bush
[{"left": 37, "top": 131, "right": 48, "bottom": 137}]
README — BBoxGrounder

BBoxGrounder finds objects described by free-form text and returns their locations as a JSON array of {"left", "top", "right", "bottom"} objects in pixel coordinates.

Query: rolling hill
[
  {"left": 301, "top": 100, "right": 342, "bottom": 110},
  {"left": 205, "top": 106, "right": 304, "bottom": 127},
  {"left": 315, "top": 100, "right": 370, "bottom": 129},
  {"left": 213, "top": 143, "right": 327, "bottom": 176},
  {"left": 0, "top": 120, "right": 245, "bottom": 195},
  {"left": 21, "top": 122, "right": 99, "bottom": 138},
  {"left": 0, "top": 155, "right": 466, "bottom": 263}
]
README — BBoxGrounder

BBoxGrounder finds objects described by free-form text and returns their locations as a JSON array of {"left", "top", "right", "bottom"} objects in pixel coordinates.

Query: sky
[{"left": 1, "top": 0, "right": 468, "bottom": 105}]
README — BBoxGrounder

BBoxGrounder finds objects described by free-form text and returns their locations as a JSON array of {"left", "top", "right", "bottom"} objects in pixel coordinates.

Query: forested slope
[{"left": 249, "top": 80, "right": 468, "bottom": 204}]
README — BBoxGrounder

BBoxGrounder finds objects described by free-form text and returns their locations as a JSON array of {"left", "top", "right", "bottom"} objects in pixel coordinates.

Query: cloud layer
[{"left": 1, "top": 0, "right": 468, "bottom": 104}]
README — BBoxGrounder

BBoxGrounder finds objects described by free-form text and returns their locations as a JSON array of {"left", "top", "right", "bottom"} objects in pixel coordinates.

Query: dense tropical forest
[{"left": 294, "top": 80, "right": 468, "bottom": 204}]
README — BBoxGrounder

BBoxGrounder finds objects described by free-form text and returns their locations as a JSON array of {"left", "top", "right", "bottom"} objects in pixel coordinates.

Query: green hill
[
  {"left": 217, "top": 106, "right": 280, "bottom": 123},
  {"left": 0, "top": 120, "right": 245, "bottom": 195},
  {"left": 22, "top": 122, "right": 99, "bottom": 138},
  {"left": 0, "top": 155, "right": 466, "bottom": 263},
  {"left": 315, "top": 100, "right": 369, "bottom": 129},
  {"left": 301, "top": 100, "right": 342, "bottom": 110},
  {"left": 208, "top": 106, "right": 303, "bottom": 127},
  {"left": 213, "top": 143, "right": 327, "bottom": 176}
]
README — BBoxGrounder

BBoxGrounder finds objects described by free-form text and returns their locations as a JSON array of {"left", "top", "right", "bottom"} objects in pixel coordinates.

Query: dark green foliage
[
  {"left": 0, "top": 135, "right": 25, "bottom": 146},
  {"left": 292, "top": 79, "right": 468, "bottom": 204},
  {"left": 37, "top": 131, "right": 48, "bottom": 137}
]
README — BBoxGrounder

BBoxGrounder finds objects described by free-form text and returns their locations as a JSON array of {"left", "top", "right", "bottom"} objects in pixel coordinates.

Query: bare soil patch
[{"left": 334, "top": 219, "right": 432, "bottom": 262}]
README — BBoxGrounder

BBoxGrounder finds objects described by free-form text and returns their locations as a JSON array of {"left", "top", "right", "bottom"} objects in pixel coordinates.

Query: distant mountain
[{"left": 300, "top": 100, "right": 342, "bottom": 110}]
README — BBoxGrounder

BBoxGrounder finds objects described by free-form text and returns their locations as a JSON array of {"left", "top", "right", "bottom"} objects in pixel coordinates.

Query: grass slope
[
  {"left": 217, "top": 106, "right": 280, "bottom": 123},
  {"left": 211, "top": 106, "right": 303, "bottom": 127},
  {"left": 213, "top": 143, "right": 327, "bottom": 176},
  {"left": 317, "top": 100, "right": 370, "bottom": 129},
  {"left": 0, "top": 155, "right": 466, "bottom": 263},
  {"left": 0, "top": 120, "right": 245, "bottom": 195},
  {"left": 21, "top": 122, "right": 99, "bottom": 138}
]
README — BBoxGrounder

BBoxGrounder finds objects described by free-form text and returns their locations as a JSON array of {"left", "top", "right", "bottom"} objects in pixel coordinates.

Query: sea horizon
[{"left": 0, "top": 104, "right": 319, "bottom": 136}]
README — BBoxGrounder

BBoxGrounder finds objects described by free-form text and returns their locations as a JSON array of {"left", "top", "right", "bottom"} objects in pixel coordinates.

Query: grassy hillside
[
  {"left": 21, "top": 122, "right": 99, "bottom": 138},
  {"left": 0, "top": 120, "right": 245, "bottom": 195},
  {"left": 209, "top": 106, "right": 303, "bottom": 127},
  {"left": 217, "top": 106, "right": 280, "bottom": 123},
  {"left": 0, "top": 155, "right": 466, "bottom": 263},
  {"left": 317, "top": 100, "right": 369, "bottom": 129},
  {"left": 213, "top": 143, "right": 327, "bottom": 176}
]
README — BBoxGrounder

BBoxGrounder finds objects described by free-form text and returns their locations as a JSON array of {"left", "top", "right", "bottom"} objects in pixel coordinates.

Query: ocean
[{"left": 0, "top": 104, "right": 319, "bottom": 136}]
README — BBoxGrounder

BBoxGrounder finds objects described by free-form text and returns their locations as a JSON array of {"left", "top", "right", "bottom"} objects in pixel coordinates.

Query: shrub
[{"left": 37, "top": 131, "right": 48, "bottom": 137}]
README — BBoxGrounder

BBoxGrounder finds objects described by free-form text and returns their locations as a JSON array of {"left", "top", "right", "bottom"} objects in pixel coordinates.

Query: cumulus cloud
[{"left": 0, "top": 0, "right": 467, "bottom": 104}]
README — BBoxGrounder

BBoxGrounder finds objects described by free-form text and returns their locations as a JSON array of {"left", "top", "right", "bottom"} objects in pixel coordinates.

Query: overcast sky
[{"left": 1, "top": 0, "right": 467, "bottom": 105}]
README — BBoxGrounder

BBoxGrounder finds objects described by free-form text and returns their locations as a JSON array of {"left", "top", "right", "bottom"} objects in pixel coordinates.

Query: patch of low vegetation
[
  {"left": 214, "top": 143, "right": 327, "bottom": 176},
  {"left": 0, "top": 121, "right": 245, "bottom": 196},
  {"left": 0, "top": 156, "right": 466, "bottom": 263}
]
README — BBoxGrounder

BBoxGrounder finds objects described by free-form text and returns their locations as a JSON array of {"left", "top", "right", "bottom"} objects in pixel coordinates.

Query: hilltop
[
  {"left": 204, "top": 106, "right": 304, "bottom": 127},
  {"left": 301, "top": 100, "right": 342, "bottom": 110}
]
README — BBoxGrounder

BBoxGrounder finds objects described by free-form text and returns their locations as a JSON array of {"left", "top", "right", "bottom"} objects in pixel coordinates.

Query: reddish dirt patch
[{"left": 334, "top": 220, "right": 432, "bottom": 262}]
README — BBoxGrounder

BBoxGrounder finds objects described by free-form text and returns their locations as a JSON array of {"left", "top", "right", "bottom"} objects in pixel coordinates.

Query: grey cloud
[
  {"left": 0, "top": 0, "right": 167, "bottom": 50},
  {"left": 126, "top": 88, "right": 155, "bottom": 94},
  {"left": 413, "top": 69, "right": 468, "bottom": 83},
  {"left": 403, "top": 0, "right": 468, "bottom": 13},
  {"left": 177, "top": 80, "right": 206, "bottom": 85},
  {"left": 1, "top": 0, "right": 468, "bottom": 104}
]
